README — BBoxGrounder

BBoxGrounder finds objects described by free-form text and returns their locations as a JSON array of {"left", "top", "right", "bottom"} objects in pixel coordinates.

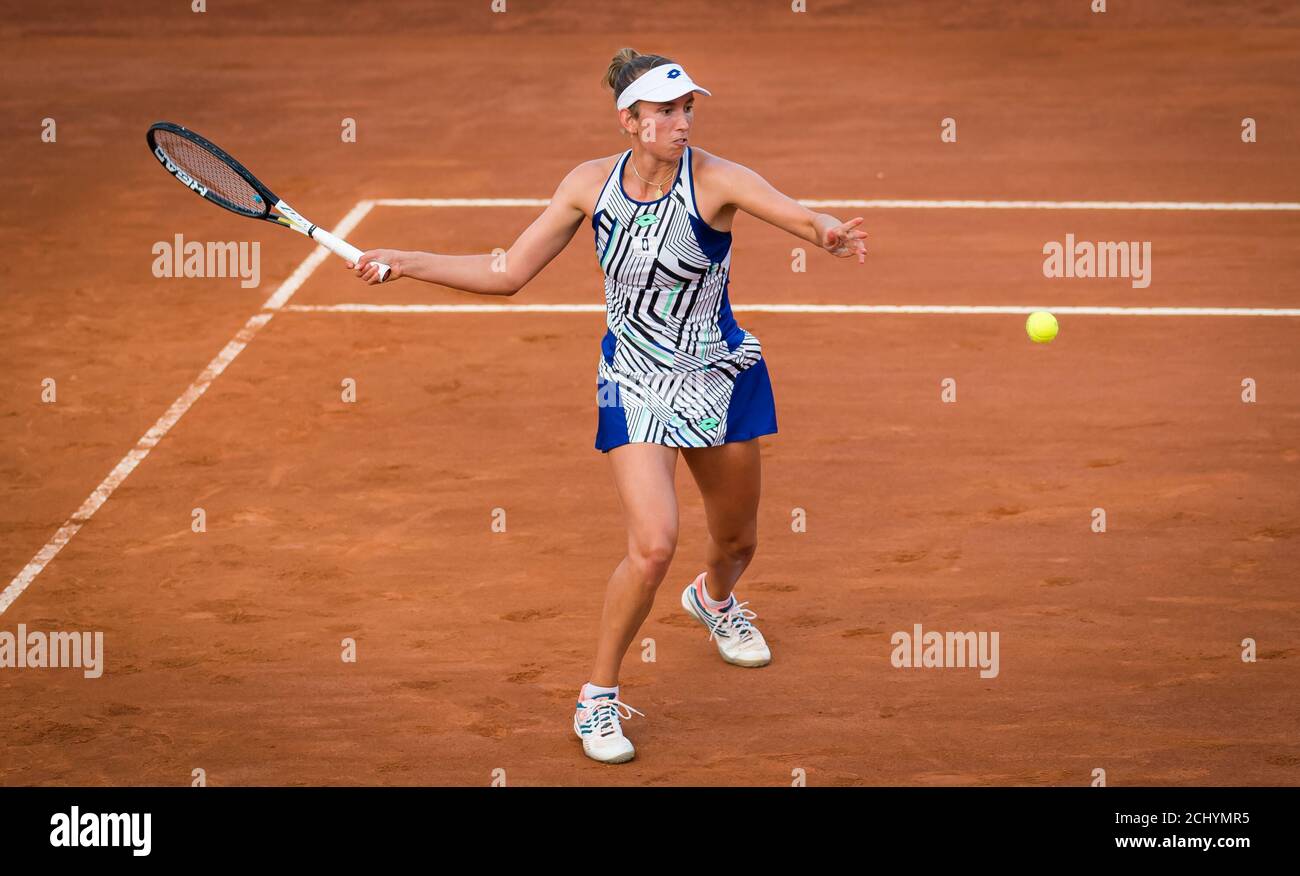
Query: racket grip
[{"left": 311, "top": 226, "right": 391, "bottom": 282}]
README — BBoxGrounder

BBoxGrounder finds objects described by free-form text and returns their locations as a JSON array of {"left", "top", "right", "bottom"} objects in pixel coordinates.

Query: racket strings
[{"left": 154, "top": 130, "right": 263, "bottom": 215}]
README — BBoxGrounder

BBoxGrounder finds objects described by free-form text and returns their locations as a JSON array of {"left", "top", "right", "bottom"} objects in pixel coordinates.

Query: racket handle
[{"left": 311, "top": 226, "right": 391, "bottom": 282}]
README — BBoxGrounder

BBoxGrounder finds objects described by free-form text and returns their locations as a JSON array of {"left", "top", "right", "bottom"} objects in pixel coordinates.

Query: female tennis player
[{"left": 349, "top": 49, "right": 866, "bottom": 764}]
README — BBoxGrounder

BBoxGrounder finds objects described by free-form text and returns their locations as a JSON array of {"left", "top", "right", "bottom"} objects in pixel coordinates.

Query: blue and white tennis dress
[{"left": 593, "top": 146, "right": 778, "bottom": 452}]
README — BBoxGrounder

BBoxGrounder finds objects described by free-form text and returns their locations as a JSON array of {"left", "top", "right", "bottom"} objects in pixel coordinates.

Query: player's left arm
[{"left": 709, "top": 155, "right": 866, "bottom": 263}]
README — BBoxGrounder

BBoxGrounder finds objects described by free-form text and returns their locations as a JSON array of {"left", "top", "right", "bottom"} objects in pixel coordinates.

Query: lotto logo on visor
[{"left": 616, "top": 65, "right": 712, "bottom": 110}]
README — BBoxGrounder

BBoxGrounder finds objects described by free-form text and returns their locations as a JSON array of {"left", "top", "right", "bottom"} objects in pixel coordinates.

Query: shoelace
[
  {"left": 576, "top": 697, "right": 645, "bottom": 739},
  {"left": 704, "top": 600, "right": 759, "bottom": 645}
]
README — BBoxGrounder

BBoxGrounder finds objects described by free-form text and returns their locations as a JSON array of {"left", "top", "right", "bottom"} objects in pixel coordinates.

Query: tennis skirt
[{"left": 595, "top": 358, "right": 778, "bottom": 453}]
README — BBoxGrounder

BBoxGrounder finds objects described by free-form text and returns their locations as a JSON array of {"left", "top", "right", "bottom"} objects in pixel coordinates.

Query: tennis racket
[{"left": 146, "top": 121, "right": 389, "bottom": 281}]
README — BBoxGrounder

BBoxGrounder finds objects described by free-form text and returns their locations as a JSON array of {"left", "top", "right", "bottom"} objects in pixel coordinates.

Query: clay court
[{"left": 1, "top": 1, "right": 1298, "bottom": 786}]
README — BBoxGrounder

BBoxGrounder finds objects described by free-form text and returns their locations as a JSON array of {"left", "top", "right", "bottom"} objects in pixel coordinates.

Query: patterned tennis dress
[{"left": 592, "top": 146, "right": 778, "bottom": 452}]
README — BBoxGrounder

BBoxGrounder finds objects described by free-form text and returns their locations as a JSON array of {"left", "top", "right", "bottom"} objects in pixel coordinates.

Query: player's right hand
[{"left": 348, "top": 249, "right": 405, "bottom": 284}]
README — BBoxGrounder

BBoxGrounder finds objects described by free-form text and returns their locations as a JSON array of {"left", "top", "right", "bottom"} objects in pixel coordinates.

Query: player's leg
[
  {"left": 677, "top": 437, "right": 771, "bottom": 668},
  {"left": 589, "top": 442, "right": 681, "bottom": 687},
  {"left": 574, "top": 442, "right": 678, "bottom": 763},
  {"left": 680, "top": 437, "right": 762, "bottom": 601}
]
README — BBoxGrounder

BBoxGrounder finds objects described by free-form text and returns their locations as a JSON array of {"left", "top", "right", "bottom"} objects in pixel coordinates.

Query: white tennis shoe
[
  {"left": 573, "top": 692, "right": 644, "bottom": 764},
  {"left": 680, "top": 572, "right": 772, "bottom": 667}
]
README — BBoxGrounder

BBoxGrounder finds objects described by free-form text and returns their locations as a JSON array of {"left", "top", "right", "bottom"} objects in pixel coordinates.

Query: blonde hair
[{"left": 603, "top": 47, "right": 677, "bottom": 115}]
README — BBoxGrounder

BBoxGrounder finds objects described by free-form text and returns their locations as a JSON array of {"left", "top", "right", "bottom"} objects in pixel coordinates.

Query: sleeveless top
[{"left": 591, "top": 146, "right": 764, "bottom": 444}]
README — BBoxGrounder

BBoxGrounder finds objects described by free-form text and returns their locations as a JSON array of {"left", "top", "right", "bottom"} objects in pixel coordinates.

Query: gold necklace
[{"left": 630, "top": 158, "right": 673, "bottom": 199}]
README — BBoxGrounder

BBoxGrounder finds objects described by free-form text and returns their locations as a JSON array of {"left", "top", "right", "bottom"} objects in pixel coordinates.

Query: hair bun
[
  {"left": 602, "top": 48, "right": 678, "bottom": 109},
  {"left": 604, "top": 48, "right": 642, "bottom": 91}
]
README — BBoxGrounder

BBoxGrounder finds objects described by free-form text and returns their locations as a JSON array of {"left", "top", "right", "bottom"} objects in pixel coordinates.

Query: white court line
[
  {"left": 284, "top": 303, "right": 603, "bottom": 313},
  {"left": 802, "top": 200, "right": 1300, "bottom": 211},
  {"left": 0, "top": 200, "right": 376, "bottom": 616},
  {"left": 282, "top": 303, "right": 1300, "bottom": 317},
  {"left": 374, "top": 197, "right": 1300, "bottom": 211},
  {"left": 6, "top": 193, "right": 1296, "bottom": 616}
]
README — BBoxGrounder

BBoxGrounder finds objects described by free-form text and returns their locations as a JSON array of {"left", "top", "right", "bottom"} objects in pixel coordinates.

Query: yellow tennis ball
[{"left": 1026, "top": 311, "right": 1059, "bottom": 343}]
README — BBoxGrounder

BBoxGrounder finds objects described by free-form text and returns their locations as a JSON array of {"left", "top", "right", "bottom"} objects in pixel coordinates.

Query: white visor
[{"left": 616, "top": 64, "right": 712, "bottom": 111}]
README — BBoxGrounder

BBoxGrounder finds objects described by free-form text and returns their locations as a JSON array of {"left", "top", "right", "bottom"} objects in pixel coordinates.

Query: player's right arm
[{"left": 349, "top": 161, "right": 603, "bottom": 293}]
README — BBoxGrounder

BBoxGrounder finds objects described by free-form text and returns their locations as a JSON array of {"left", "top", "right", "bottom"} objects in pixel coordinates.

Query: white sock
[
  {"left": 697, "top": 573, "right": 733, "bottom": 611},
  {"left": 581, "top": 682, "right": 619, "bottom": 702}
]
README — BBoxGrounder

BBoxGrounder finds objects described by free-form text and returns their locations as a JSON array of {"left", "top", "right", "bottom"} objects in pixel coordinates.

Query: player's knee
[
  {"left": 715, "top": 532, "right": 757, "bottom": 563},
  {"left": 629, "top": 535, "right": 677, "bottom": 583}
]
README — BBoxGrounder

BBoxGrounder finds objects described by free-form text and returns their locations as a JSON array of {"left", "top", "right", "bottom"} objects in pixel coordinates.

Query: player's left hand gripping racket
[{"left": 146, "top": 121, "right": 389, "bottom": 281}]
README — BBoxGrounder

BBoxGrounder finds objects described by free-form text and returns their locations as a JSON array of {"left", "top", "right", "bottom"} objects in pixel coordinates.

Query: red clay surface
[{"left": 1, "top": 1, "right": 1298, "bottom": 785}]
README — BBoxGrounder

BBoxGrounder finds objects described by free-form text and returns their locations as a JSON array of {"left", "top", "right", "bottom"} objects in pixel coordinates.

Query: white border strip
[
  {"left": 373, "top": 197, "right": 1300, "bottom": 212},
  {"left": 281, "top": 303, "right": 1300, "bottom": 317},
  {"left": 0, "top": 201, "right": 375, "bottom": 616}
]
